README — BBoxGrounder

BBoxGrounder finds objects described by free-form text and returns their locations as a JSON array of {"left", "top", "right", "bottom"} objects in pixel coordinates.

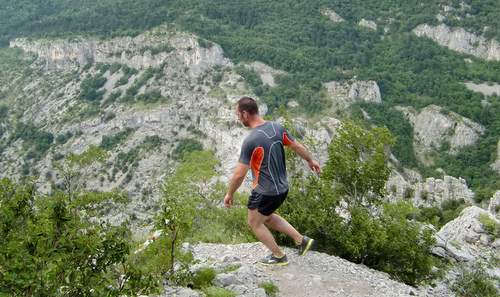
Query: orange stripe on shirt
[
  {"left": 283, "top": 132, "right": 294, "bottom": 146},
  {"left": 250, "top": 146, "right": 264, "bottom": 189}
]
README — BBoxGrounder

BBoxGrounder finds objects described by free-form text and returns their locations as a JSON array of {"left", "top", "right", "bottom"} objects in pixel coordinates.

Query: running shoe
[
  {"left": 297, "top": 236, "right": 314, "bottom": 256},
  {"left": 259, "top": 254, "right": 289, "bottom": 266}
]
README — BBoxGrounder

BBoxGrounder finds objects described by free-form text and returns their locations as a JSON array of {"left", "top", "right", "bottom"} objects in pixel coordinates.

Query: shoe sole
[
  {"left": 259, "top": 261, "right": 289, "bottom": 266},
  {"left": 299, "top": 238, "right": 315, "bottom": 256}
]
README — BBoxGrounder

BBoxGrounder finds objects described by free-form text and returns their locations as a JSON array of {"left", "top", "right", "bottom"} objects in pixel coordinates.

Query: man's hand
[
  {"left": 308, "top": 159, "right": 321, "bottom": 174},
  {"left": 224, "top": 193, "right": 233, "bottom": 208}
]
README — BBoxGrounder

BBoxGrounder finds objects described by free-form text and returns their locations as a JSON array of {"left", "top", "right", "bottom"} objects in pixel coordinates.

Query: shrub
[
  {"left": 126, "top": 68, "right": 157, "bottom": 96},
  {"left": 55, "top": 131, "right": 73, "bottom": 144},
  {"left": 100, "top": 128, "right": 134, "bottom": 151},
  {"left": 280, "top": 123, "right": 434, "bottom": 285},
  {"left": 172, "top": 138, "right": 204, "bottom": 160},
  {"left": 192, "top": 267, "right": 217, "bottom": 289},
  {"left": 452, "top": 265, "right": 499, "bottom": 297},
  {"left": 79, "top": 74, "right": 107, "bottom": 101},
  {"left": 259, "top": 282, "right": 279, "bottom": 297},
  {"left": 0, "top": 178, "right": 155, "bottom": 296},
  {"left": 479, "top": 214, "right": 499, "bottom": 237},
  {"left": 136, "top": 90, "right": 168, "bottom": 104}
]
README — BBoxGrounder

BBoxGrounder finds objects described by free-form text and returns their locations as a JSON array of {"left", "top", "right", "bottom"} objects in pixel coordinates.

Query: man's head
[{"left": 236, "top": 97, "right": 259, "bottom": 127}]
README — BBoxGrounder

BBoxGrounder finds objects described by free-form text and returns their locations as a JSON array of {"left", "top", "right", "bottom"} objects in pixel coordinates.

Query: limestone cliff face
[
  {"left": 386, "top": 169, "right": 475, "bottom": 208},
  {"left": 10, "top": 27, "right": 229, "bottom": 76},
  {"left": 323, "top": 80, "right": 381, "bottom": 110},
  {"left": 412, "top": 24, "right": 500, "bottom": 61},
  {"left": 1, "top": 28, "right": 340, "bottom": 231},
  {"left": 397, "top": 105, "right": 484, "bottom": 164}
]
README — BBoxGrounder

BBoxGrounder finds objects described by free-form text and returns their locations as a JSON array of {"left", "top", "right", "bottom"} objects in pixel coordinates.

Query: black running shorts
[{"left": 247, "top": 190, "right": 288, "bottom": 216}]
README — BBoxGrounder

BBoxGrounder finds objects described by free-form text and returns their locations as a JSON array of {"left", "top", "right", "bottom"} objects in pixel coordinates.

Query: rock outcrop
[
  {"left": 386, "top": 170, "right": 475, "bottom": 208},
  {"left": 324, "top": 80, "right": 381, "bottom": 110},
  {"left": 246, "top": 62, "right": 285, "bottom": 87},
  {"left": 358, "top": 19, "right": 377, "bottom": 30},
  {"left": 489, "top": 191, "right": 500, "bottom": 219},
  {"left": 412, "top": 24, "right": 500, "bottom": 61},
  {"left": 464, "top": 82, "right": 500, "bottom": 97},
  {"left": 321, "top": 9, "right": 345, "bottom": 23},
  {"left": 10, "top": 27, "right": 229, "bottom": 76},
  {"left": 397, "top": 105, "right": 484, "bottom": 164},
  {"left": 432, "top": 206, "right": 499, "bottom": 264}
]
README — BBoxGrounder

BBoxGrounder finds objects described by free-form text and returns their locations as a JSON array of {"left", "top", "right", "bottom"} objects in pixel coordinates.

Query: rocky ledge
[{"left": 160, "top": 242, "right": 453, "bottom": 297}]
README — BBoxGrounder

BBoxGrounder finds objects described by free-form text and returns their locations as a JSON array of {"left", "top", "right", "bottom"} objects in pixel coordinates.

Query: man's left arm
[{"left": 224, "top": 162, "right": 249, "bottom": 207}]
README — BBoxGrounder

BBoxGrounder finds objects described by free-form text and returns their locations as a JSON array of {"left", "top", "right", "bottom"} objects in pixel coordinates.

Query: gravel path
[{"left": 190, "top": 242, "right": 425, "bottom": 297}]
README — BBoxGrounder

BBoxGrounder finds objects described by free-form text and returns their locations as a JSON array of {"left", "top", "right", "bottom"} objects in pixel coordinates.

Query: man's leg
[
  {"left": 264, "top": 213, "right": 302, "bottom": 245},
  {"left": 247, "top": 209, "right": 284, "bottom": 257}
]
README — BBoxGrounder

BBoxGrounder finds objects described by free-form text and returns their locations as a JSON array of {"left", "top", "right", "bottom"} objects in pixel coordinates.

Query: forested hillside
[
  {"left": 1, "top": 0, "right": 499, "bottom": 198},
  {"left": 1, "top": 1, "right": 499, "bottom": 296}
]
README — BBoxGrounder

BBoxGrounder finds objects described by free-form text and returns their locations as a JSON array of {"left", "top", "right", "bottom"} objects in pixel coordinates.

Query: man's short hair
[{"left": 237, "top": 97, "right": 259, "bottom": 115}]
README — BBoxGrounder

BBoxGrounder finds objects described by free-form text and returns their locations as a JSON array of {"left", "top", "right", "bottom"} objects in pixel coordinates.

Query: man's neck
[{"left": 249, "top": 116, "right": 266, "bottom": 129}]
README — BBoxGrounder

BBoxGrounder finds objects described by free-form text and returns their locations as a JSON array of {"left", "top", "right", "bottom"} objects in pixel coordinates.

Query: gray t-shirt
[{"left": 238, "top": 121, "right": 295, "bottom": 195}]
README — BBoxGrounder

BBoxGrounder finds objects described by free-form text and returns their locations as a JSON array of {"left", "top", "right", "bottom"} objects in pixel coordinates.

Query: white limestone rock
[
  {"left": 397, "top": 105, "right": 485, "bottom": 164},
  {"left": 432, "top": 206, "right": 499, "bottom": 262},
  {"left": 321, "top": 9, "right": 345, "bottom": 23},
  {"left": 413, "top": 24, "right": 500, "bottom": 61},
  {"left": 489, "top": 191, "right": 500, "bottom": 219},
  {"left": 358, "top": 19, "right": 377, "bottom": 30},
  {"left": 246, "top": 61, "right": 285, "bottom": 87},
  {"left": 324, "top": 80, "right": 381, "bottom": 110},
  {"left": 10, "top": 27, "right": 230, "bottom": 76}
]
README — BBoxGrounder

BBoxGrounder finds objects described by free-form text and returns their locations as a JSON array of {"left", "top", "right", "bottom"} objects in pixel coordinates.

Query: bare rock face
[
  {"left": 397, "top": 105, "right": 484, "bottom": 164},
  {"left": 464, "top": 82, "right": 500, "bottom": 97},
  {"left": 412, "top": 24, "right": 500, "bottom": 61},
  {"left": 321, "top": 8, "right": 345, "bottom": 23},
  {"left": 491, "top": 140, "right": 500, "bottom": 174},
  {"left": 413, "top": 176, "right": 475, "bottom": 208},
  {"left": 324, "top": 80, "right": 381, "bottom": 109},
  {"left": 358, "top": 19, "right": 377, "bottom": 30},
  {"left": 386, "top": 169, "right": 475, "bottom": 208},
  {"left": 489, "top": 191, "right": 500, "bottom": 220},
  {"left": 432, "top": 206, "right": 499, "bottom": 263},
  {"left": 10, "top": 27, "right": 229, "bottom": 76},
  {"left": 246, "top": 62, "right": 285, "bottom": 87}
]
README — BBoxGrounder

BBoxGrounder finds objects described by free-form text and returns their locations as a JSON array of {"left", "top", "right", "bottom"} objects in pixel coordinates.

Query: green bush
[
  {"left": 192, "top": 267, "right": 217, "bottom": 289},
  {"left": 126, "top": 68, "right": 157, "bottom": 96},
  {"left": 416, "top": 199, "right": 467, "bottom": 229},
  {"left": 280, "top": 123, "right": 434, "bottom": 285},
  {"left": 55, "top": 131, "right": 73, "bottom": 144},
  {"left": 259, "top": 282, "right": 279, "bottom": 297},
  {"left": 479, "top": 214, "right": 500, "bottom": 238},
  {"left": 136, "top": 90, "right": 168, "bottom": 104},
  {"left": 452, "top": 265, "right": 499, "bottom": 297},
  {"left": 0, "top": 178, "right": 155, "bottom": 296},
  {"left": 79, "top": 74, "right": 107, "bottom": 101},
  {"left": 172, "top": 138, "right": 204, "bottom": 160},
  {"left": 100, "top": 128, "right": 134, "bottom": 150},
  {"left": 11, "top": 122, "right": 54, "bottom": 161}
]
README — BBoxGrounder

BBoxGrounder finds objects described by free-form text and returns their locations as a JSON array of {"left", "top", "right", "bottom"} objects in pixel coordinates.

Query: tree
[{"left": 323, "top": 121, "right": 394, "bottom": 208}]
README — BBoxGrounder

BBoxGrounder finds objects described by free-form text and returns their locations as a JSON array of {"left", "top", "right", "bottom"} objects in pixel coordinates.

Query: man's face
[{"left": 235, "top": 107, "right": 250, "bottom": 127}]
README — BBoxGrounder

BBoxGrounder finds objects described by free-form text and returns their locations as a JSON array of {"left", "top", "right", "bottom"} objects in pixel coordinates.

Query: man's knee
[{"left": 247, "top": 210, "right": 266, "bottom": 229}]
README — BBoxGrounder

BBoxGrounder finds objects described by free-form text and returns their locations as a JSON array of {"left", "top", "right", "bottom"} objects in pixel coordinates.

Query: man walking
[{"left": 224, "top": 97, "right": 321, "bottom": 265}]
